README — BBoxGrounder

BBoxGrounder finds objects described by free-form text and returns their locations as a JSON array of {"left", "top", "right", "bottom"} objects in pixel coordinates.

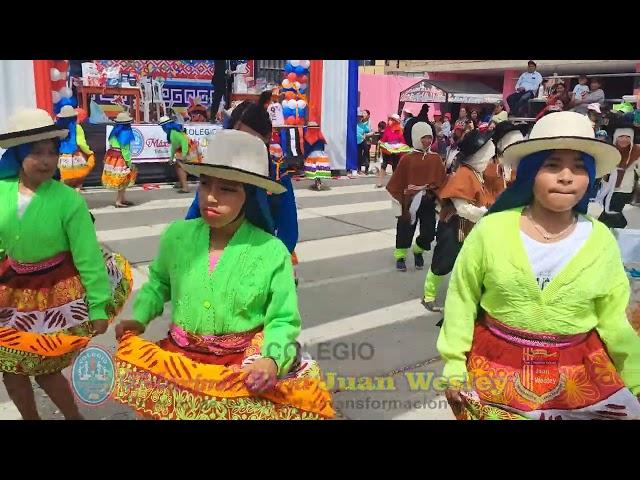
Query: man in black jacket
[{"left": 403, "top": 104, "right": 437, "bottom": 150}]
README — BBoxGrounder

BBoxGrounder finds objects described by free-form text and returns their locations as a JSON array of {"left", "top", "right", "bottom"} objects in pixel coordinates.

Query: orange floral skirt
[
  {"left": 0, "top": 251, "right": 132, "bottom": 375},
  {"left": 102, "top": 148, "right": 137, "bottom": 190},
  {"left": 112, "top": 327, "right": 335, "bottom": 420},
  {"left": 58, "top": 151, "right": 95, "bottom": 188},
  {"left": 453, "top": 315, "right": 640, "bottom": 420}
]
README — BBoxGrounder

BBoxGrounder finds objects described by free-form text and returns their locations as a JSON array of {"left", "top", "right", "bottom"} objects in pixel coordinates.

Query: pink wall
[
  {"left": 359, "top": 71, "right": 507, "bottom": 127},
  {"left": 358, "top": 74, "right": 422, "bottom": 129},
  {"left": 502, "top": 69, "right": 519, "bottom": 111}
]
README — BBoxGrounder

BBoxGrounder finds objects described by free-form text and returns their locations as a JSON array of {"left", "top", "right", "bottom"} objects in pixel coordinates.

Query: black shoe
[
  {"left": 414, "top": 253, "right": 424, "bottom": 270},
  {"left": 421, "top": 298, "right": 443, "bottom": 313},
  {"left": 396, "top": 259, "right": 407, "bottom": 272},
  {"left": 435, "top": 317, "right": 444, "bottom": 328}
]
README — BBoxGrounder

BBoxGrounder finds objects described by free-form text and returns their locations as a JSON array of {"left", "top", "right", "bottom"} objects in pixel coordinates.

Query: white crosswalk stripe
[
  {"left": 96, "top": 202, "right": 393, "bottom": 243},
  {"left": 91, "top": 184, "right": 387, "bottom": 215}
]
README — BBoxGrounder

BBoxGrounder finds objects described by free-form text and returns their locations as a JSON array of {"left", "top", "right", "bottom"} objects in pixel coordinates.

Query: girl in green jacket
[
  {"left": 159, "top": 116, "right": 202, "bottom": 194},
  {"left": 0, "top": 109, "right": 132, "bottom": 420},
  {"left": 438, "top": 112, "right": 640, "bottom": 420},
  {"left": 113, "top": 129, "right": 334, "bottom": 420}
]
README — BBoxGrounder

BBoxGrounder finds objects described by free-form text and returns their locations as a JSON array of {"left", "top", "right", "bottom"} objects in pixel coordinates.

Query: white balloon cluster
[{"left": 50, "top": 67, "right": 73, "bottom": 103}]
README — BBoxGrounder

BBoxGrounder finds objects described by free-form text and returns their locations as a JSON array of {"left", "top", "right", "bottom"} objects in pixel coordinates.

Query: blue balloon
[
  {"left": 284, "top": 63, "right": 294, "bottom": 73},
  {"left": 298, "top": 107, "right": 306, "bottom": 117},
  {"left": 295, "top": 66, "right": 306, "bottom": 75},
  {"left": 283, "top": 107, "right": 293, "bottom": 117}
]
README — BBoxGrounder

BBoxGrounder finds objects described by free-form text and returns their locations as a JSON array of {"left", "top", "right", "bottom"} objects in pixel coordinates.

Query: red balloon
[
  {"left": 58, "top": 60, "right": 70, "bottom": 71},
  {"left": 296, "top": 117, "right": 305, "bottom": 126},
  {"left": 287, "top": 72, "right": 297, "bottom": 82},
  {"left": 286, "top": 116, "right": 296, "bottom": 125},
  {"left": 299, "top": 75, "right": 308, "bottom": 84}
]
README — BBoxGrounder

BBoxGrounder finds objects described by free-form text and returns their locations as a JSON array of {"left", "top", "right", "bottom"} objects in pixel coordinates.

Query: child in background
[{"left": 571, "top": 75, "right": 590, "bottom": 104}]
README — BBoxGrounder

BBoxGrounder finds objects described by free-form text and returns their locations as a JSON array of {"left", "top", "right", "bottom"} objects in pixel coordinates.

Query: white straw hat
[
  {"left": 0, "top": 108, "right": 68, "bottom": 148},
  {"left": 114, "top": 112, "right": 134, "bottom": 124},
  {"left": 179, "top": 129, "right": 286, "bottom": 194},
  {"left": 501, "top": 111, "right": 621, "bottom": 178},
  {"left": 56, "top": 105, "right": 78, "bottom": 119},
  {"left": 158, "top": 116, "right": 172, "bottom": 126}
]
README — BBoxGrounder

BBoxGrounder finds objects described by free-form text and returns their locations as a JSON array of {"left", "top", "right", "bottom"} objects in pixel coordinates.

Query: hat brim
[
  {"left": 57, "top": 112, "right": 78, "bottom": 119},
  {"left": 0, "top": 125, "right": 69, "bottom": 149},
  {"left": 501, "top": 136, "right": 621, "bottom": 178},
  {"left": 115, "top": 119, "right": 134, "bottom": 124},
  {"left": 179, "top": 161, "right": 287, "bottom": 194}
]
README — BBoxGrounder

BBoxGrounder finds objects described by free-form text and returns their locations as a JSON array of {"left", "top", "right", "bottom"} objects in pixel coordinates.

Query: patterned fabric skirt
[
  {"left": 177, "top": 139, "right": 203, "bottom": 164},
  {"left": 102, "top": 148, "right": 138, "bottom": 190},
  {"left": 453, "top": 315, "right": 640, "bottom": 420},
  {"left": 0, "top": 251, "right": 132, "bottom": 376},
  {"left": 112, "top": 325, "right": 335, "bottom": 420},
  {"left": 58, "top": 151, "right": 95, "bottom": 188},
  {"left": 304, "top": 150, "right": 331, "bottom": 180}
]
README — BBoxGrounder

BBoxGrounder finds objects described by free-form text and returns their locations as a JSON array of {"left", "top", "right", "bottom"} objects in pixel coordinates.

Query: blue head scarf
[
  {"left": 0, "top": 142, "right": 62, "bottom": 181},
  {"left": 488, "top": 150, "right": 596, "bottom": 215},
  {"left": 56, "top": 116, "right": 78, "bottom": 154},
  {"left": 109, "top": 124, "right": 134, "bottom": 147},
  {"left": 0, "top": 144, "right": 31, "bottom": 179},
  {"left": 160, "top": 121, "right": 184, "bottom": 143}
]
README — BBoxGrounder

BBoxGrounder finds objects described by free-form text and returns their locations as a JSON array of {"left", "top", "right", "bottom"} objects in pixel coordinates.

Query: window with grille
[{"left": 255, "top": 60, "right": 286, "bottom": 86}]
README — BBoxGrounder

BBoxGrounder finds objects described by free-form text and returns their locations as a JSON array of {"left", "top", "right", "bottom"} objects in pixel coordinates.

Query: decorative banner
[
  {"left": 96, "top": 60, "right": 215, "bottom": 80},
  {"left": 105, "top": 123, "right": 222, "bottom": 163}
]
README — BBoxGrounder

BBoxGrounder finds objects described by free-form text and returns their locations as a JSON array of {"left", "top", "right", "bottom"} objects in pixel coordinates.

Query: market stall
[{"left": 398, "top": 78, "right": 503, "bottom": 118}]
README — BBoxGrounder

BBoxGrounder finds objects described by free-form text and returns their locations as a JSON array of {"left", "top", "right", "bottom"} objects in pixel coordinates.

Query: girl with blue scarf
[
  {"left": 159, "top": 116, "right": 202, "bottom": 193},
  {"left": 185, "top": 101, "right": 299, "bottom": 257},
  {"left": 0, "top": 108, "right": 132, "bottom": 419},
  {"left": 55, "top": 105, "right": 95, "bottom": 190},
  {"left": 102, "top": 112, "right": 138, "bottom": 208},
  {"left": 436, "top": 112, "right": 640, "bottom": 420}
]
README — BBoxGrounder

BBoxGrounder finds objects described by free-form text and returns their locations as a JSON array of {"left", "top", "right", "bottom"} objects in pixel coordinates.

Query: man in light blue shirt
[{"left": 506, "top": 60, "right": 543, "bottom": 117}]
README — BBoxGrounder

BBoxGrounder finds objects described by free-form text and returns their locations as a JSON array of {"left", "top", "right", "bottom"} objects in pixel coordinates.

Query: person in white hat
[
  {"left": 159, "top": 115, "right": 202, "bottom": 194},
  {"left": 437, "top": 111, "right": 640, "bottom": 420},
  {"left": 483, "top": 121, "right": 528, "bottom": 200},
  {"left": 112, "top": 129, "right": 334, "bottom": 420},
  {"left": 422, "top": 129, "right": 496, "bottom": 313},
  {"left": 55, "top": 105, "right": 95, "bottom": 191},
  {"left": 598, "top": 126, "right": 640, "bottom": 228},
  {"left": 401, "top": 108, "right": 413, "bottom": 128},
  {"left": 0, "top": 108, "right": 132, "bottom": 419},
  {"left": 386, "top": 122, "right": 446, "bottom": 272},
  {"left": 101, "top": 111, "right": 137, "bottom": 207}
]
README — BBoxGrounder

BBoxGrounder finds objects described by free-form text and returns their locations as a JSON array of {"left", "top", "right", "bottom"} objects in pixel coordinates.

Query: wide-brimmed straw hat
[
  {"left": 158, "top": 116, "right": 172, "bottom": 126},
  {"left": 56, "top": 105, "right": 78, "bottom": 119},
  {"left": 0, "top": 108, "right": 68, "bottom": 148},
  {"left": 179, "top": 129, "right": 286, "bottom": 194},
  {"left": 501, "top": 111, "right": 621, "bottom": 178},
  {"left": 114, "top": 112, "right": 134, "bottom": 124}
]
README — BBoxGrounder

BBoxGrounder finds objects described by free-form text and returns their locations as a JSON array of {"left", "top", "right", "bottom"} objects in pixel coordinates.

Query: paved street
[{"left": 2, "top": 165, "right": 638, "bottom": 420}]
